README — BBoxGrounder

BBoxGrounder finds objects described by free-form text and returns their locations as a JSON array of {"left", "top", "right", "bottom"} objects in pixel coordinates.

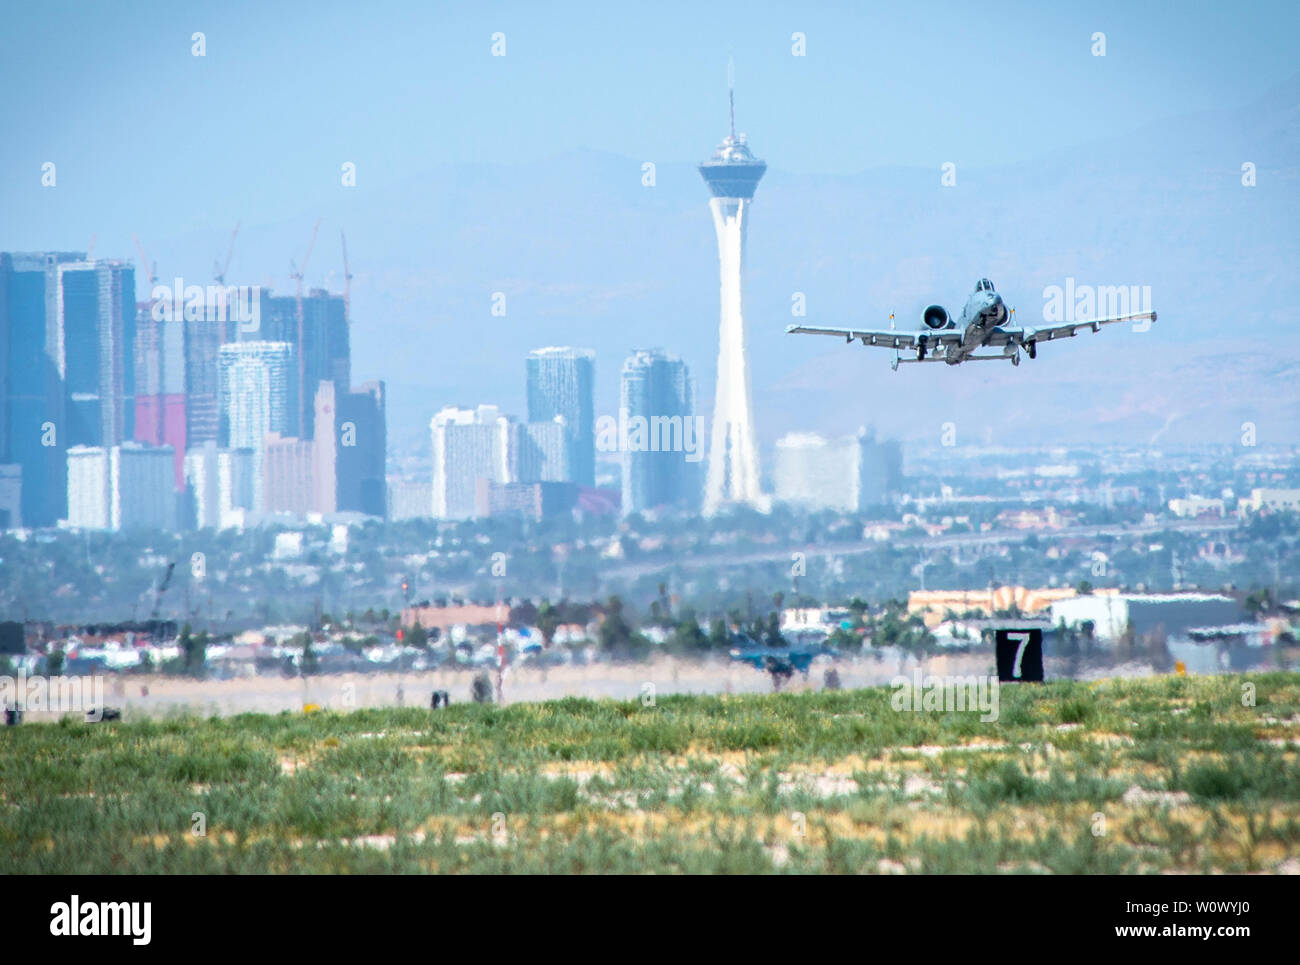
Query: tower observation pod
[{"left": 699, "top": 79, "right": 768, "bottom": 515}]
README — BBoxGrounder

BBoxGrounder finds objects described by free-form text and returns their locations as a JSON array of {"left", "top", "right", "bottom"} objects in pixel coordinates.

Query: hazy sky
[
  {"left": 4, "top": 0, "right": 1298, "bottom": 452},
  {"left": 3, "top": 0, "right": 1297, "bottom": 249}
]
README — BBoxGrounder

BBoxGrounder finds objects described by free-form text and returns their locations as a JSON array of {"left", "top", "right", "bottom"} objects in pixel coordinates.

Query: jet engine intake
[{"left": 923, "top": 305, "right": 950, "bottom": 329}]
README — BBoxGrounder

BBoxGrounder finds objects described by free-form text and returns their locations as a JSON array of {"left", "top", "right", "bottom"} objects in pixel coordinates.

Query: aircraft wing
[
  {"left": 1009, "top": 310, "right": 1157, "bottom": 347},
  {"left": 785, "top": 324, "right": 965, "bottom": 349}
]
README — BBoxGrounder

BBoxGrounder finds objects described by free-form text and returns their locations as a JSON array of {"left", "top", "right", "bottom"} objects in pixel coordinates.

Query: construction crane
[
  {"left": 150, "top": 561, "right": 175, "bottom": 620},
  {"left": 339, "top": 229, "right": 353, "bottom": 323},
  {"left": 213, "top": 221, "right": 241, "bottom": 285},
  {"left": 132, "top": 235, "right": 160, "bottom": 322},
  {"left": 131, "top": 234, "right": 158, "bottom": 290},
  {"left": 289, "top": 218, "right": 322, "bottom": 434}
]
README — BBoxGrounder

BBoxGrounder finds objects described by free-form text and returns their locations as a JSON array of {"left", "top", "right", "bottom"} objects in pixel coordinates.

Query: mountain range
[{"left": 116, "top": 74, "right": 1300, "bottom": 457}]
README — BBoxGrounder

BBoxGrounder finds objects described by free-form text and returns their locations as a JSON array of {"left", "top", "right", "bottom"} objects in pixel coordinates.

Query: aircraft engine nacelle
[{"left": 922, "top": 305, "right": 950, "bottom": 330}]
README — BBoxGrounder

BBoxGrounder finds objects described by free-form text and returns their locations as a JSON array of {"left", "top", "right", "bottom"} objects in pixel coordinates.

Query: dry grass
[{"left": 1, "top": 671, "right": 1298, "bottom": 873}]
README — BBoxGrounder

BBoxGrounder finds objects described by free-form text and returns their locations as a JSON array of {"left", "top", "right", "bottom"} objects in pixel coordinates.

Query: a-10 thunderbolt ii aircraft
[{"left": 786, "top": 278, "right": 1156, "bottom": 369}]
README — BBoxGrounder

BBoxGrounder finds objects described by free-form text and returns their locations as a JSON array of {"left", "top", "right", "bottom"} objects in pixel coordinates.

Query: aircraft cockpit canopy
[{"left": 975, "top": 278, "right": 995, "bottom": 293}]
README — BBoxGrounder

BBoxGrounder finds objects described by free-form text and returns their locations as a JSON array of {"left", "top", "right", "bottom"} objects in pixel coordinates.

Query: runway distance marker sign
[{"left": 996, "top": 628, "right": 1044, "bottom": 682}]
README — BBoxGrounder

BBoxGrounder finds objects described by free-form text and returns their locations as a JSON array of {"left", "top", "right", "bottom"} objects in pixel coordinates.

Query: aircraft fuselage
[{"left": 947, "top": 288, "right": 1010, "bottom": 363}]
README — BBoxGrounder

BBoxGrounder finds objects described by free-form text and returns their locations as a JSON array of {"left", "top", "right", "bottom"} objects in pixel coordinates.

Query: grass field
[{"left": 3, "top": 673, "right": 1299, "bottom": 873}]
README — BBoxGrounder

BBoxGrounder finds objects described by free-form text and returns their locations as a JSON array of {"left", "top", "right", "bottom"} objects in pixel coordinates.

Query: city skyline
[
  {"left": 2, "top": 5, "right": 1298, "bottom": 535},
  {"left": 3, "top": 4, "right": 1296, "bottom": 457},
  {"left": 1, "top": 244, "right": 387, "bottom": 531},
  {"left": 6, "top": 232, "right": 924, "bottom": 530},
  {"left": 4, "top": 234, "right": 1286, "bottom": 534}
]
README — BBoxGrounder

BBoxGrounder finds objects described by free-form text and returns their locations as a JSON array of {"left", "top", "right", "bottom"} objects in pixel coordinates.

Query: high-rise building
[
  {"left": 1, "top": 251, "right": 79, "bottom": 527},
  {"left": 312, "top": 382, "right": 338, "bottom": 514},
  {"left": 699, "top": 81, "right": 767, "bottom": 515},
  {"left": 475, "top": 479, "right": 578, "bottom": 521},
  {"left": 430, "top": 405, "right": 509, "bottom": 520},
  {"left": 526, "top": 347, "right": 594, "bottom": 485},
  {"left": 66, "top": 443, "right": 175, "bottom": 531},
  {"left": 263, "top": 432, "right": 314, "bottom": 515},
  {"left": 112, "top": 443, "right": 176, "bottom": 531},
  {"left": 773, "top": 428, "right": 903, "bottom": 512},
  {"left": 858, "top": 428, "right": 903, "bottom": 507},
  {"left": 387, "top": 479, "right": 432, "bottom": 521},
  {"left": 184, "top": 441, "right": 255, "bottom": 529},
  {"left": 0, "top": 254, "right": 8, "bottom": 468},
  {"left": 184, "top": 313, "right": 234, "bottom": 448},
  {"left": 344, "top": 381, "right": 386, "bottom": 516},
  {"left": 133, "top": 302, "right": 187, "bottom": 488},
  {"left": 217, "top": 341, "right": 297, "bottom": 511},
  {"left": 260, "top": 290, "right": 350, "bottom": 441},
  {"left": 338, "top": 381, "right": 386, "bottom": 517},
  {"left": 0, "top": 464, "right": 20, "bottom": 529},
  {"left": 56, "top": 260, "right": 136, "bottom": 448},
  {"left": 619, "top": 349, "right": 697, "bottom": 515},
  {"left": 511, "top": 417, "right": 569, "bottom": 484},
  {"left": 773, "top": 433, "right": 859, "bottom": 512},
  {"left": 2, "top": 251, "right": 116, "bottom": 527},
  {"left": 66, "top": 445, "right": 109, "bottom": 530},
  {"left": 0, "top": 255, "right": 7, "bottom": 470},
  {"left": 220, "top": 448, "right": 256, "bottom": 527},
  {"left": 312, "top": 379, "right": 387, "bottom": 517}
]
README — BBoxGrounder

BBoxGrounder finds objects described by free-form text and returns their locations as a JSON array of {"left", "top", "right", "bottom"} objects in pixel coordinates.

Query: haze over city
[
  {"left": 1, "top": 0, "right": 1299, "bottom": 892},
  {"left": 3, "top": 1, "right": 1298, "bottom": 454}
]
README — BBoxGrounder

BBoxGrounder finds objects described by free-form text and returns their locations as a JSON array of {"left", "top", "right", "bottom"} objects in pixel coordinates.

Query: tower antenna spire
[
  {"left": 727, "top": 55, "right": 736, "bottom": 140},
  {"left": 699, "top": 55, "right": 767, "bottom": 516}
]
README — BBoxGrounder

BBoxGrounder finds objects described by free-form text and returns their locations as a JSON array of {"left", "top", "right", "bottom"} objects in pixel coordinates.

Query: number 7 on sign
[{"left": 1008, "top": 632, "right": 1030, "bottom": 680}]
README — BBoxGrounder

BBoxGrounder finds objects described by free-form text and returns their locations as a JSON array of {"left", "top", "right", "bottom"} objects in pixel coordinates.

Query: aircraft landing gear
[
  {"left": 1026, "top": 341, "right": 1037, "bottom": 360},
  {"left": 1011, "top": 352, "right": 1020, "bottom": 367}
]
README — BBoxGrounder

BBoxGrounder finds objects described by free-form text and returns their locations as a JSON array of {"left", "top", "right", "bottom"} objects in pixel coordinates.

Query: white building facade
[
  {"left": 184, "top": 440, "right": 256, "bottom": 529},
  {"left": 67, "top": 443, "right": 175, "bottom": 531},
  {"left": 430, "top": 405, "right": 509, "bottom": 519}
]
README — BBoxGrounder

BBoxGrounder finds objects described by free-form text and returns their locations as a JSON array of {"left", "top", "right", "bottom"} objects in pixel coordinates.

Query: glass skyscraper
[
  {"left": 217, "top": 340, "right": 297, "bottom": 512},
  {"left": 1, "top": 251, "right": 134, "bottom": 526},
  {"left": 526, "top": 347, "right": 594, "bottom": 486},
  {"left": 1, "top": 251, "right": 76, "bottom": 526},
  {"left": 58, "top": 260, "right": 136, "bottom": 448},
  {"left": 260, "top": 290, "right": 350, "bottom": 441},
  {"left": 619, "top": 349, "right": 697, "bottom": 515}
]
